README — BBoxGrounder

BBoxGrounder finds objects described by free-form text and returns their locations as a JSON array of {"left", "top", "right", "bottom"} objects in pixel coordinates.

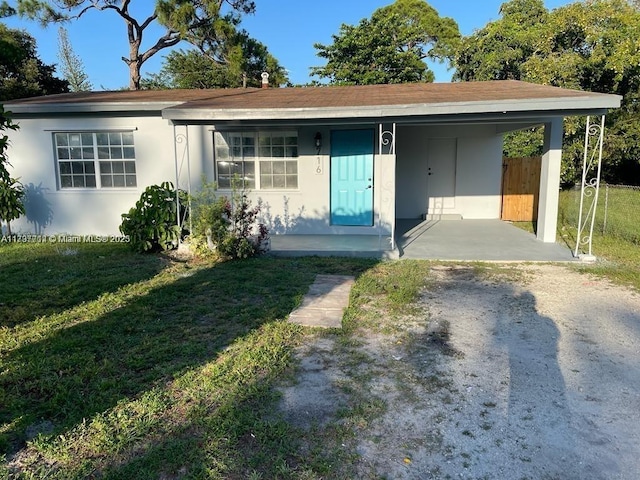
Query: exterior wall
[
  {"left": 7, "top": 116, "right": 503, "bottom": 236},
  {"left": 7, "top": 115, "right": 212, "bottom": 236},
  {"left": 231, "top": 126, "right": 394, "bottom": 236},
  {"left": 7, "top": 118, "right": 394, "bottom": 237},
  {"left": 395, "top": 125, "right": 503, "bottom": 220}
]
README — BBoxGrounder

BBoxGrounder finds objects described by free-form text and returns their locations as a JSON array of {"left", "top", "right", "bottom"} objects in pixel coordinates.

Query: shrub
[
  {"left": 0, "top": 177, "right": 24, "bottom": 235},
  {"left": 120, "top": 181, "right": 186, "bottom": 253},
  {"left": 191, "top": 178, "right": 268, "bottom": 259},
  {"left": 1, "top": 107, "right": 24, "bottom": 235}
]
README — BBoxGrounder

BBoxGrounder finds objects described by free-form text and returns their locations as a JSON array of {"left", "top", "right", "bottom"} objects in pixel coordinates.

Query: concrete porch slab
[
  {"left": 270, "top": 234, "right": 396, "bottom": 259},
  {"left": 396, "top": 219, "right": 576, "bottom": 262},
  {"left": 269, "top": 219, "right": 576, "bottom": 262},
  {"left": 288, "top": 274, "right": 355, "bottom": 328}
]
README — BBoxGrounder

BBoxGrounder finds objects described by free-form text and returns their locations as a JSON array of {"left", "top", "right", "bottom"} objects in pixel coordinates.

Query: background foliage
[
  {"left": 0, "top": 23, "right": 68, "bottom": 101},
  {"left": 7, "top": 0, "right": 270, "bottom": 90},
  {"left": 454, "top": 0, "right": 640, "bottom": 186},
  {"left": 312, "top": 0, "right": 460, "bottom": 85}
]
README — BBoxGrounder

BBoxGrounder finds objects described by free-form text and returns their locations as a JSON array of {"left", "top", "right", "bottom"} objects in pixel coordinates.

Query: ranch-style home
[{"left": 3, "top": 80, "right": 620, "bottom": 253}]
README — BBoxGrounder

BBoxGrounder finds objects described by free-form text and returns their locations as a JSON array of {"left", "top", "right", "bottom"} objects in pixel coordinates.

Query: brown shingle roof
[
  {"left": 174, "top": 81, "right": 606, "bottom": 110},
  {"left": 5, "top": 80, "right": 608, "bottom": 108},
  {"left": 5, "top": 81, "right": 619, "bottom": 120}
]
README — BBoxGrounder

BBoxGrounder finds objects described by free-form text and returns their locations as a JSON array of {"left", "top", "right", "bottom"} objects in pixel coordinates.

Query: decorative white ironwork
[
  {"left": 378, "top": 123, "right": 396, "bottom": 155},
  {"left": 172, "top": 126, "right": 192, "bottom": 235},
  {"left": 574, "top": 115, "right": 605, "bottom": 259}
]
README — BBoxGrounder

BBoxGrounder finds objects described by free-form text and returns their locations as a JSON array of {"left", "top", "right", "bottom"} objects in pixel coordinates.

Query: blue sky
[{"left": 3, "top": 0, "right": 573, "bottom": 89}]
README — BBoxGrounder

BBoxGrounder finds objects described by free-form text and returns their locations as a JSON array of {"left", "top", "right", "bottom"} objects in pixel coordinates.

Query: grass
[
  {"left": 343, "top": 260, "right": 433, "bottom": 333},
  {"left": 3, "top": 219, "right": 638, "bottom": 478},
  {"left": 0, "top": 242, "right": 376, "bottom": 479},
  {"left": 513, "top": 188, "right": 640, "bottom": 291},
  {"left": 557, "top": 189, "right": 640, "bottom": 291}
]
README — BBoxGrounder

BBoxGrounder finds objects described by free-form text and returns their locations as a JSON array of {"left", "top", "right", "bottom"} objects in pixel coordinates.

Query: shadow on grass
[
  {"left": 97, "top": 364, "right": 298, "bottom": 479},
  {"left": 0, "top": 243, "right": 165, "bottom": 328},
  {"left": 1, "top": 255, "right": 376, "bottom": 462}
]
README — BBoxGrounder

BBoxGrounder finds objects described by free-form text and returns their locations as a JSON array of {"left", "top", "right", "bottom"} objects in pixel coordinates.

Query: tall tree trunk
[{"left": 129, "top": 60, "right": 141, "bottom": 90}]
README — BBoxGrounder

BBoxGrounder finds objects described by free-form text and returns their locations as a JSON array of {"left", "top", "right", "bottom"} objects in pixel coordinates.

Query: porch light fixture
[{"left": 314, "top": 132, "right": 322, "bottom": 154}]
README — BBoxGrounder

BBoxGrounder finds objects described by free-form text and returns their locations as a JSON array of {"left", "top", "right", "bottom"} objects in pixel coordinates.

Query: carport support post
[{"left": 537, "top": 118, "right": 563, "bottom": 243}]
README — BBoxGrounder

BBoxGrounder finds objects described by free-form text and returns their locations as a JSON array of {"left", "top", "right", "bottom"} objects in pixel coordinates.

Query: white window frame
[
  {"left": 214, "top": 131, "right": 298, "bottom": 190},
  {"left": 53, "top": 131, "right": 137, "bottom": 189}
]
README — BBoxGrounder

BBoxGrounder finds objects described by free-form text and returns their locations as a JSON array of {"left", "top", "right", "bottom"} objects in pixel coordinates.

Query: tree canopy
[
  {"left": 0, "top": 23, "right": 69, "bottom": 101},
  {"left": 5, "top": 0, "right": 263, "bottom": 90},
  {"left": 312, "top": 0, "right": 460, "bottom": 85},
  {"left": 454, "top": 0, "right": 640, "bottom": 185},
  {"left": 145, "top": 30, "right": 288, "bottom": 89},
  {"left": 57, "top": 26, "right": 92, "bottom": 92}
]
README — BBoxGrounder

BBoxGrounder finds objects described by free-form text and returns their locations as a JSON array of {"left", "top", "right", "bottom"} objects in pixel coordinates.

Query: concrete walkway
[{"left": 288, "top": 274, "right": 355, "bottom": 328}]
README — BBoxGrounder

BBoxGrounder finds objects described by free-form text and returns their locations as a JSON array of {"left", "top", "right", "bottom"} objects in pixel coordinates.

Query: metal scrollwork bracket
[{"left": 574, "top": 115, "right": 605, "bottom": 260}]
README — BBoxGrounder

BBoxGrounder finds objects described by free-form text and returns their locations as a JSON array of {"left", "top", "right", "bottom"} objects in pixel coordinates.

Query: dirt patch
[{"left": 278, "top": 264, "right": 640, "bottom": 479}]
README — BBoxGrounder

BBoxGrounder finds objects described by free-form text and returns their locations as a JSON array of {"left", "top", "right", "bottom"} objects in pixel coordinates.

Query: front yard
[
  {"left": 0, "top": 242, "right": 376, "bottom": 478},
  {"left": 2, "top": 233, "right": 639, "bottom": 479}
]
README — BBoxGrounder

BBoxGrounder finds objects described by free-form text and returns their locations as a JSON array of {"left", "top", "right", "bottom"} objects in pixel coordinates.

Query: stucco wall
[
  {"left": 6, "top": 118, "right": 394, "bottom": 237},
  {"left": 246, "top": 126, "right": 393, "bottom": 236},
  {"left": 395, "top": 125, "right": 503, "bottom": 219},
  {"left": 6, "top": 116, "right": 213, "bottom": 236}
]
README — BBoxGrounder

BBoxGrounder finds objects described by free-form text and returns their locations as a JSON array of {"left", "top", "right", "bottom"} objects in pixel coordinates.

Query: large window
[
  {"left": 214, "top": 132, "right": 298, "bottom": 189},
  {"left": 54, "top": 132, "right": 137, "bottom": 189}
]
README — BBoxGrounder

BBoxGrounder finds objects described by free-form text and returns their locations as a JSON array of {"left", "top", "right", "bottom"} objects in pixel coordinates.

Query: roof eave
[{"left": 162, "top": 95, "right": 622, "bottom": 122}]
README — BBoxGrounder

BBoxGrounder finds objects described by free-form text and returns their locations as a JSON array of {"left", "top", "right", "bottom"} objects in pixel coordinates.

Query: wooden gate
[{"left": 501, "top": 157, "right": 541, "bottom": 221}]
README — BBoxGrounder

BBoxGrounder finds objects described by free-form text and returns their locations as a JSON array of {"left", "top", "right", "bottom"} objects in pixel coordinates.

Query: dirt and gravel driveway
[{"left": 279, "top": 264, "right": 640, "bottom": 480}]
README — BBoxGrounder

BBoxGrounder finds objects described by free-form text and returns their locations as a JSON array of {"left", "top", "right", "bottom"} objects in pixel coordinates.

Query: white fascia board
[{"left": 162, "top": 94, "right": 621, "bottom": 121}]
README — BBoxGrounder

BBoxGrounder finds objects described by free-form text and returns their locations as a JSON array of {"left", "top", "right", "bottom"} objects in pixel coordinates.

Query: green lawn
[
  {"left": 0, "top": 243, "right": 376, "bottom": 479},
  {"left": 515, "top": 188, "right": 640, "bottom": 291}
]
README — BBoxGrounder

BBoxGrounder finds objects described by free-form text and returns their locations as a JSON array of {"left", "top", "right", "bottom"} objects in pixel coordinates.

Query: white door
[{"left": 427, "top": 138, "right": 456, "bottom": 213}]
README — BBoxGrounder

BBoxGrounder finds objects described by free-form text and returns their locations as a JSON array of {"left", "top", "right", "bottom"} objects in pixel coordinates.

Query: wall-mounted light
[{"left": 314, "top": 132, "right": 322, "bottom": 154}]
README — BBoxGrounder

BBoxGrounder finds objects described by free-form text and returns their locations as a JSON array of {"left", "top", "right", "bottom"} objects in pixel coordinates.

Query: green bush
[
  {"left": 1, "top": 107, "right": 24, "bottom": 235},
  {"left": 0, "top": 177, "right": 24, "bottom": 235},
  {"left": 190, "top": 178, "right": 268, "bottom": 259},
  {"left": 120, "top": 182, "right": 186, "bottom": 253}
]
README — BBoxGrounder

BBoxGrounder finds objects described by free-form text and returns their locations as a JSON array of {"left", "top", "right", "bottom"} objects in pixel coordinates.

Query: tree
[
  {"left": 312, "top": 0, "right": 460, "bottom": 85},
  {"left": 0, "top": 23, "right": 69, "bottom": 100},
  {"left": 454, "top": 0, "right": 640, "bottom": 186},
  {"left": 147, "top": 31, "right": 288, "bottom": 89},
  {"left": 0, "top": 106, "right": 24, "bottom": 235},
  {"left": 7, "top": 0, "right": 258, "bottom": 90},
  {"left": 57, "top": 26, "right": 92, "bottom": 91}
]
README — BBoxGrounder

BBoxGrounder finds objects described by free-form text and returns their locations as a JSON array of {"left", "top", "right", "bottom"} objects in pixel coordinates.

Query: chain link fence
[{"left": 559, "top": 184, "right": 640, "bottom": 245}]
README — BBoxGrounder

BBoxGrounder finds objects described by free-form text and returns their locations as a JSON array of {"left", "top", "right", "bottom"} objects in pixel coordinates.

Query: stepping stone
[{"left": 288, "top": 274, "right": 355, "bottom": 328}]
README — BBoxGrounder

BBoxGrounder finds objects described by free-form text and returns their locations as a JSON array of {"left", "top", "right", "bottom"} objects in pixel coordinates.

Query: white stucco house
[{"left": 2, "top": 80, "right": 620, "bottom": 250}]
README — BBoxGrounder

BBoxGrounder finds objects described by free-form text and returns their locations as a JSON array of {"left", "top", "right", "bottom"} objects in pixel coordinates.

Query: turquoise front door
[{"left": 330, "top": 129, "right": 374, "bottom": 226}]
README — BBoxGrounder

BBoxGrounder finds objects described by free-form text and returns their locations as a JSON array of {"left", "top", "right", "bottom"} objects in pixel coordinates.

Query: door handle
[{"left": 366, "top": 185, "right": 372, "bottom": 189}]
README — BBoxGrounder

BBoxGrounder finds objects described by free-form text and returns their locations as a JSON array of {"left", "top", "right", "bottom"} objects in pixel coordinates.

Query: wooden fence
[{"left": 501, "top": 157, "right": 541, "bottom": 222}]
